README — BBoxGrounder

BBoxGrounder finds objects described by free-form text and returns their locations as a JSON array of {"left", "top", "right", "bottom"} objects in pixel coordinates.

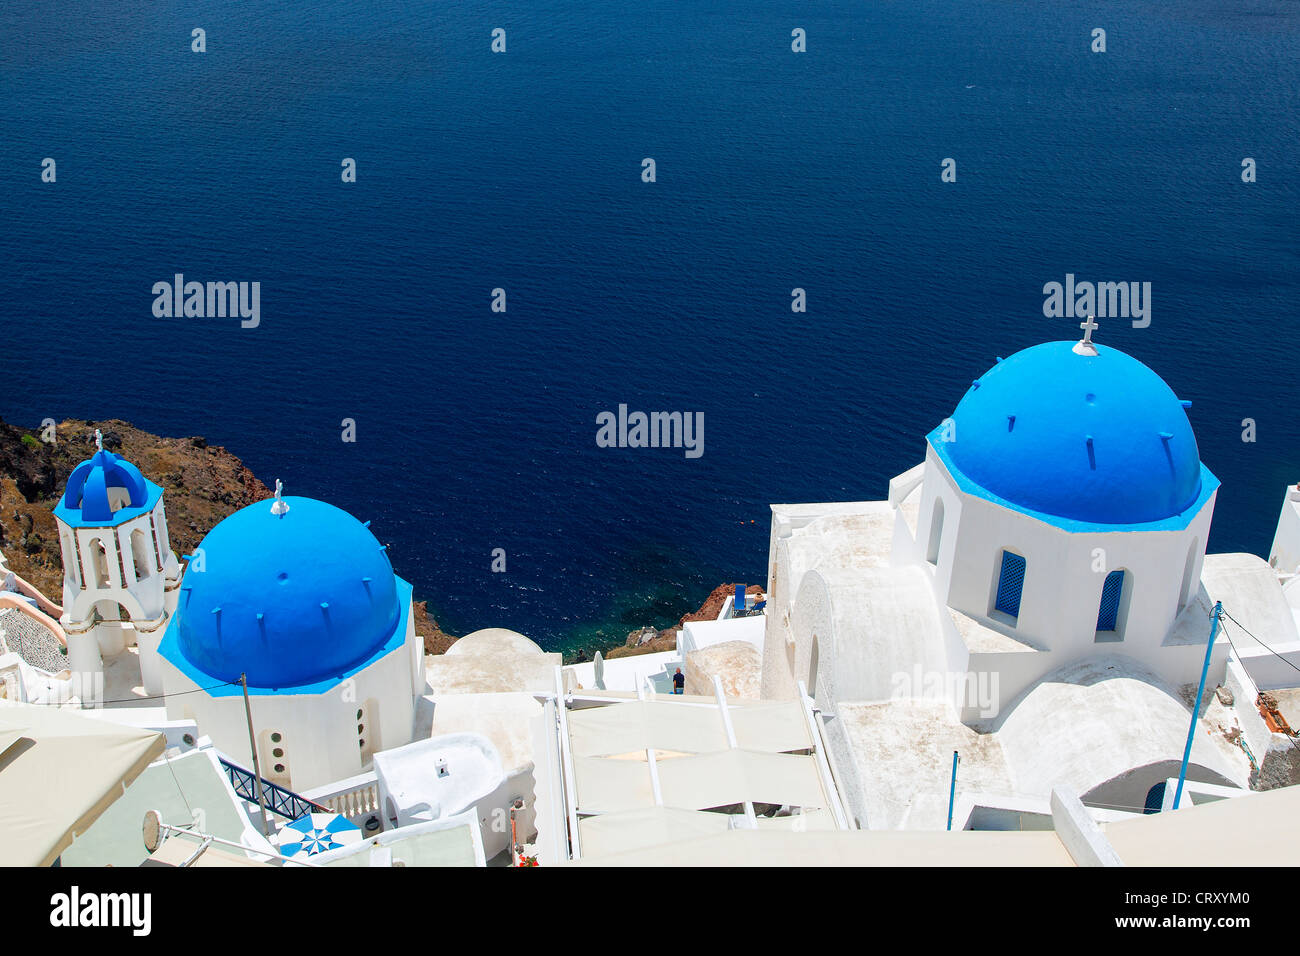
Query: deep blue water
[{"left": 2, "top": 0, "right": 1298, "bottom": 656}]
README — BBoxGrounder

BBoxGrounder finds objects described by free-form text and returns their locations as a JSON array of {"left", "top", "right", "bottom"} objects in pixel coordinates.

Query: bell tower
[{"left": 53, "top": 430, "right": 181, "bottom": 700}]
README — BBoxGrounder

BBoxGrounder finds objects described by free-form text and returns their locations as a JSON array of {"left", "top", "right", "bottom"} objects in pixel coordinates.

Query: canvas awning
[
  {"left": 578, "top": 807, "right": 733, "bottom": 857},
  {"left": 568, "top": 701, "right": 728, "bottom": 757},
  {"left": 577, "top": 806, "right": 838, "bottom": 858},
  {"left": 0, "top": 703, "right": 165, "bottom": 866},
  {"left": 567, "top": 699, "right": 811, "bottom": 758},
  {"left": 573, "top": 749, "right": 831, "bottom": 814},
  {"left": 657, "top": 750, "right": 828, "bottom": 810}
]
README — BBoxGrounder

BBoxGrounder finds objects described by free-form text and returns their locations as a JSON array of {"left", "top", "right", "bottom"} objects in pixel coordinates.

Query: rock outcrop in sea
[{"left": 605, "top": 582, "right": 764, "bottom": 660}]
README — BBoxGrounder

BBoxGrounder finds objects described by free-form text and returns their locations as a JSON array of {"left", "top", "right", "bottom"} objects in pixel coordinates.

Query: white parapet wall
[
  {"left": 679, "top": 614, "right": 765, "bottom": 654},
  {"left": 1269, "top": 484, "right": 1300, "bottom": 576}
]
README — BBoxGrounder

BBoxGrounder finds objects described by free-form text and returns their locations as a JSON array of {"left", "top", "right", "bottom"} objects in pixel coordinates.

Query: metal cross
[{"left": 1079, "top": 314, "right": 1099, "bottom": 346}]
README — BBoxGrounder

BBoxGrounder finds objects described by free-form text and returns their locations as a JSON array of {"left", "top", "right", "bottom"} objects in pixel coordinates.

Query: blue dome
[
  {"left": 168, "top": 496, "right": 403, "bottom": 689},
  {"left": 930, "top": 342, "right": 1206, "bottom": 525},
  {"left": 56, "top": 449, "right": 159, "bottom": 525}
]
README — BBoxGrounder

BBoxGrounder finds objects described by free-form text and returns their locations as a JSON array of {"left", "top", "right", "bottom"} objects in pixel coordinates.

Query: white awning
[
  {"left": 729, "top": 701, "right": 813, "bottom": 753},
  {"left": 573, "top": 749, "right": 830, "bottom": 814},
  {"left": 578, "top": 807, "right": 733, "bottom": 858},
  {"left": 657, "top": 750, "right": 829, "bottom": 810},
  {"left": 568, "top": 701, "right": 728, "bottom": 757},
  {"left": 568, "top": 698, "right": 811, "bottom": 757},
  {"left": 0, "top": 702, "right": 165, "bottom": 866}
]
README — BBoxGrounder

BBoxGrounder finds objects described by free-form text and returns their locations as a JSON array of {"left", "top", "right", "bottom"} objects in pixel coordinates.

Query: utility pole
[
  {"left": 1173, "top": 602, "right": 1223, "bottom": 811},
  {"left": 241, "top": 673, "right": 271, "bottom": 836}
]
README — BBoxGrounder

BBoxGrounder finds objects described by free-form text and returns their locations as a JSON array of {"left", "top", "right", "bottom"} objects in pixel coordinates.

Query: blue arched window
[
  {"left": 993, "top": 550, "right": 1026, "bottom": 621},
  {"left": 1096, "top": 569, "right": 1126, "bottom": 634}
]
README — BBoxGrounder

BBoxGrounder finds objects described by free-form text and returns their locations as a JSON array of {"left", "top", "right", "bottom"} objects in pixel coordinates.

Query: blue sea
[{"left": 2, "top": 0, "right": 1298, "bottom": 656}]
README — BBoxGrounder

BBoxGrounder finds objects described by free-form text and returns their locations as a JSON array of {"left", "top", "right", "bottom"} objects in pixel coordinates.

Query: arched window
[
  {"left": 131, "top": 529, "right": 152, "bottom": 581},
  {"left": 1096, "top": 569, "right": 1129, "bottom": 641},
  {"left": 992, "top": 550, "right": 1026, "bottom": 623},
  {"left": 926, "top": 498, "right": 945, "bottom": 565},
  {"left": 88, "top": 538, "right": 112, "bottom": 589}
]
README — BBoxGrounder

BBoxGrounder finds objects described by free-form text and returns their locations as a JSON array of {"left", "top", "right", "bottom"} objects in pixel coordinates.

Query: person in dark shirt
[{"left": 672, "top": 668, "right": 685, "bottom": 694}]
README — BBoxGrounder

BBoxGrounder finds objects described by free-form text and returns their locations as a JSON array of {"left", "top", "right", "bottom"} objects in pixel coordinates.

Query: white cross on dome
[{"left": 1073, "top": 315, "right": 1099, "bottom": 355}]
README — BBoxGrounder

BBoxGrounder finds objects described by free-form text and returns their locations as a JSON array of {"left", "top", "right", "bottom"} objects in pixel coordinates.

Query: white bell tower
[{"left": 53, "top": 430, "right": 182, "bottom": 701}]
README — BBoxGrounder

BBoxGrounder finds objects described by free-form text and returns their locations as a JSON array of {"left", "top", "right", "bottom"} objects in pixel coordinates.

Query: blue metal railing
[{"left": 218, "top": 757, "right": 329, "bottom": 820}]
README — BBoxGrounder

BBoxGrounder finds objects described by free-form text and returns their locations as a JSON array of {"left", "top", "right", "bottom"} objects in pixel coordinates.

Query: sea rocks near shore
[{"left": 604, "top": 582, "right": 764, "bottom": 661}]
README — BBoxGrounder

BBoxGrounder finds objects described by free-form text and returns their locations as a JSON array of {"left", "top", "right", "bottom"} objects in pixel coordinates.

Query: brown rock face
[
  {"left": 0, "top": 418, "right": 270, "bottom": 602},
  {"left": 414, "top": 600, "right": 458, "bottom": 655},
  {"left": 676, "top": 583, "right": 764, "bottom": 628},
  {"left": 0, "top": 417, "right": 459, "bottom": 653}
]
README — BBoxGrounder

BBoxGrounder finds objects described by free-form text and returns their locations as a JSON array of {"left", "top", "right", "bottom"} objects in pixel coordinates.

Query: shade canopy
[
  {"left": 277, "top": 811, "right": 363, "bottom": 857},
  {"left": 0, "top": 703, "right": 165, "bottom": 866},
  {"left": 568, "top": 699, "right": 813, "bottom": 758},
  {"left": 579, "top": 807, "right": 733, "bottom": 857}
]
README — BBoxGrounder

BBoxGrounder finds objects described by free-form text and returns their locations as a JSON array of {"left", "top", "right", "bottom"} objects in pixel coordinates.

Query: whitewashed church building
[
  {"left": 53, "top": 432, "right": 182, "bottom": 697},
  {"left": 760, "top": 323, "right": 1295, "bottom": 828},
  {"left": 156, "top": 488, "right": 426, "bottom": 793}
]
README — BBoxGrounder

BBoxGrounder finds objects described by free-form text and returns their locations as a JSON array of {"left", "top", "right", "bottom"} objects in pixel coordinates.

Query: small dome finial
[
  {"left": 94, "top": 428, "right": 104, "bottom": 453},
  {"left": 270, "top": 479, "right": 290, "bottom": 516},
  {"left": 1074, "top": 315, "right": 1099, "bottom": 356}
]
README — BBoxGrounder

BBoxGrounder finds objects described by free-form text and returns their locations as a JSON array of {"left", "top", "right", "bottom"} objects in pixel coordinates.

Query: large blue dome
[
  {"left": 165, "top": 496, "right": 403, "bottom": 689},
  {"left": 929, "top": 342, "right": 1208, "bottom": 525}
]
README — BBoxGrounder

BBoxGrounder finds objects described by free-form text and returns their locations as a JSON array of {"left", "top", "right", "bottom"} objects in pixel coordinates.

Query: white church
[
  {"left": 154, "top": 487, "right": 426, "bottom": 793},
  {"left": 40, "top": 440, "right": 426, "bottom": 793},
  {"left": 759, "top": 320, "right": 1300, "bottom": 828}
]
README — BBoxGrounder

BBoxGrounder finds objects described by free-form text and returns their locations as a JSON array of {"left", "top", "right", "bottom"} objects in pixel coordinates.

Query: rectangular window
[
  {"left": 994, "top": 551, "right": 1026, "bottom": 620},
  {"left": 1096, "top": 569, "right": 1125, "bottom": 634}
]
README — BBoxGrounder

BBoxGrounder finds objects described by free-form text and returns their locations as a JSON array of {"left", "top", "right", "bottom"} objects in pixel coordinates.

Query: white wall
[
  {"left": 1269, "top": 485, "right": 1300, "bottom": 575},
  {"left": 681, "top": 612, "right": 765, "bottom": 654},
  {"left": 160, "top": 627, "right": 420, "bottom": 793},
  {"left": 923, "top": 447, "right": 1218, "bottom": 698}
]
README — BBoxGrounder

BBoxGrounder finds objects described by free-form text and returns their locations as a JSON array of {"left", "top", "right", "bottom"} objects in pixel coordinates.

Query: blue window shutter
[
  {"left": 1097, "top": 570, "right": 1125, "bottom": 631},
  {"left": 995, "top": 551, "right": 1026, "bottom": 618}
]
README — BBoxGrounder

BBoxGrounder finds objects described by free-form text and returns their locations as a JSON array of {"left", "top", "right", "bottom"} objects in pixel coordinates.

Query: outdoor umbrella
[
  {"left": 277, "top": 811, "right": 363, "bottom": 857},
  {"left": 0, "top": 701, "right": 165, "bottom": 866}
]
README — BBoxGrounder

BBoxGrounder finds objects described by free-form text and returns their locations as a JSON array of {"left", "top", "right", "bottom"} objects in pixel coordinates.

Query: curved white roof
[{"left": 996, "top": 656, "right": 1243, "bottom": 801}]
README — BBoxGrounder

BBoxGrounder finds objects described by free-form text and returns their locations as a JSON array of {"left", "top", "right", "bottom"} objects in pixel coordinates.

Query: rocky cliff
[{"left": 604, "top": 582, "right": 764, "bottom": 659}]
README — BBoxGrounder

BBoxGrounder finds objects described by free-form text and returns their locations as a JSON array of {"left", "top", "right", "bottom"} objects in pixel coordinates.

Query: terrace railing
[{"left": 217, "top": 756, "right": 329, "bottom": 821}]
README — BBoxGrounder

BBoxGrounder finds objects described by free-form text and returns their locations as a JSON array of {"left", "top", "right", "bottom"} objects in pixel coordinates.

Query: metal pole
[
  {"left": 1173, "top": 601, "right": 1222, "bottom": 811},
  {"left": 155, "top": 821, "right": 320, "bottom": 867},
  {"left": 240, "top": 673, "right": 271, "bottom": 837},
  {"left": 946, "top": 751, "right": 959, "bottom": 831}
]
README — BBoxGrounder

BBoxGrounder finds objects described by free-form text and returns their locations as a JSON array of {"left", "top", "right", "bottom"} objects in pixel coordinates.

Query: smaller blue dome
[
  {"left": 57, "top": 449, "right": 158, "bottom": 525},
  {"left": 167, "top": 496, "right": 404, "bottom": 689},
  {"left": 930, "top": 342, "right": 1209, "bottom": 525}
]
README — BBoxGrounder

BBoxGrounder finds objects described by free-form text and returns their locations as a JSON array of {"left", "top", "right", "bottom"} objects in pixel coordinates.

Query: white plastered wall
[{"left": 159, "top": 615, "right": 421, "bottom": 793}]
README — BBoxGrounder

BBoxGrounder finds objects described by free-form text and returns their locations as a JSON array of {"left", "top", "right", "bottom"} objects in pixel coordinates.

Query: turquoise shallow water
[{"left": 2, "top": 0, "right": 1297, "bottom": 655}]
